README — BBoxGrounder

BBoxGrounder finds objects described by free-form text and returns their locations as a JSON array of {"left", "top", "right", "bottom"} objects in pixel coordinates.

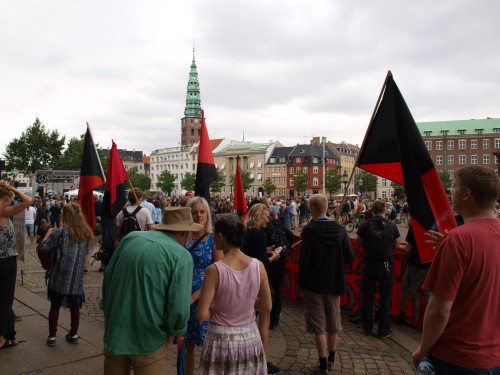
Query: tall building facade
[{"left": 181, "top": 52, "right": 203, "bottom": 146}]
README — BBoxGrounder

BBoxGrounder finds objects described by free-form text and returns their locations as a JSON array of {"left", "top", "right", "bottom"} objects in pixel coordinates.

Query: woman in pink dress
[{"left": 196, "top": 214, "right": 272, "bottom": 374}]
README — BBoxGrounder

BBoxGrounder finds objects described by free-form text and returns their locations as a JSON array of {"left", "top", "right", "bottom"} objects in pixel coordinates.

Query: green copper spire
[{"left": 184, "top": 50, "right": 202, "bottom": 118}]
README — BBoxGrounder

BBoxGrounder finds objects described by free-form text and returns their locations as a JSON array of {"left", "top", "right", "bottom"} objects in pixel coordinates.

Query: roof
[
  {"left": 143, "top": 156, "right": 150, "bottom": 163},
  {"left": 416, "top": 118, "right": 500, "bottom": 136},
  {"left": 269, "top": 146, "right": 295, "bottom": 158},
  {"left": 102, "top": 149, "right": 143, "bottom": 162},
  {"left": 209, "top": 138, "right": 224, "bottom": 150},
  {"left": 289, "top": 144, "right": 336, "bottom": 158},
  {"left": 216, "top": 142, "right": 274, "bottom": 154}
]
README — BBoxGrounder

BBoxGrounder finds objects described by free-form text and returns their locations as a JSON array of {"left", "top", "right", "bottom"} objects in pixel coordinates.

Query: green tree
[
  {"left": 438, "top": 170, "right": 452, "bottom": 191},
  {"left": 210, "top": 168, "right": 225, "bottom": 194},
  {"left": 181, "top": 172, "right": 196, "bottom": 191},
  {"left": 325, "top": 167, "right": 342, "bottom": 195},
  {"left": 262, "top": 178, "right": 276, "bottom": 195},
  {"left": 355, "top": 170, "right": 378, "bottom": 194},
  {"left": 4, "top": 117, "right": 65, "bottom": 176},
  {"left": 53, "top": 134, "right": 85, "bottom": 170},
  {"left": 390, "top": 181, "right": 406, "bottom": 198},
  {"left": 157, "top": 170, "right": 176, "bottom": 196},
  {"left": 293, "top": 170, "right": 309, "bottom": 194},
  {"left": 230, "top": 170, "right": 254, "bottom": 192},
  {"left": 127, "top": 167, "right": 151, "bottom": 192}
]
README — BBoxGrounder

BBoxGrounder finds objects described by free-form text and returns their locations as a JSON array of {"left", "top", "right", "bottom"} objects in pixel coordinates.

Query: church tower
[{"left": 181, "top": 50, "right": 203, "bottom": 146}]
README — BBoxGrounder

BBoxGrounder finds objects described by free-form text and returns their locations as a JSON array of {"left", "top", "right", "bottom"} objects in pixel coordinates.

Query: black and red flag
[
  {"left": 233, "top": 155, "right": 248, "bottom": 222},
  {"left": 195, "top": 110, "right": 217, "bottom": 203},
  {"left": 102, "top": 141, "right": 129, "bottom": 219},
  {"left": 78, "top": 123, "right": 105, "bottom": 230},
  {"left": 357, "top": 72, "right": 457, "bottom": 262}
]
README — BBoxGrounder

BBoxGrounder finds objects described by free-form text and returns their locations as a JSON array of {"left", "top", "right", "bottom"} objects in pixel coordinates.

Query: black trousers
[
  {"left": 269, "top": 257, "right": 287, "bottom": 326},
  {"left": 0, "top": 256, "right": 17, "bottom": 339}
]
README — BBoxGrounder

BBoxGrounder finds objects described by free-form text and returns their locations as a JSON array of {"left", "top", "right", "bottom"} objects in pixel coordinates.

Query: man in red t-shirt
[{"left": 412, "top": 166, "right": 500, "bottom": 373}]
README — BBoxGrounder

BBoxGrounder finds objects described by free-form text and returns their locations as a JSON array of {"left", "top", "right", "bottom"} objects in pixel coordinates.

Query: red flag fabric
[
  {"left": 77, "top": 124, "right": 105, "bottom": 230},
  {"left": 233, "top": 155, "right": 247, "bottom": 222},
  {"left": 102, "top": 141, "right": 129, "bottom": 218},
  {"left": 357, "top": 73, "right": 457, "bottom": 262},
  {"left": 195, "top": 110, "right": 217, "bottom": 203}
]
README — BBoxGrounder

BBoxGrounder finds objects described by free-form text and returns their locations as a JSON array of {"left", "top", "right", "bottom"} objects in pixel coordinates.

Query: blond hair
[
  {"left": 245, "top": 203, "right": 269, "bottom": 229},
  {"left": 0, "top": 180, "right": 14, "bottom": 199},
  {"left": 187, "top": 196, "right": 213, "bottom": 233},
  {"left": 62, "top": 203, "right": 94, "bottom": 243},
  {"left": 308, "top": 194, "right": 327, "bottom": 214}
]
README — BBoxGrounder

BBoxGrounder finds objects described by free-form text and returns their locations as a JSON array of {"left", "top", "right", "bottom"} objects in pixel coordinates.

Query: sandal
[
  {"left": 0, "top": 339, "right": 19, "bottom": 350},
  {"left": 65, "top": 333, "right": 79, "bottom": 344}
]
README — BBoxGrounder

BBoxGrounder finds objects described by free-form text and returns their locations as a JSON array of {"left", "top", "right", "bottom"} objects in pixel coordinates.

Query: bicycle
[{"left": 342, "top": 213, "right": 365, "bottom": 233}]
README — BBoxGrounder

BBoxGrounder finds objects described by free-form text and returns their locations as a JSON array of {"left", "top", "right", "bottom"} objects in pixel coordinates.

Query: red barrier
[{"left": 282, "top": 236, "right": 427, "bottom": 329}]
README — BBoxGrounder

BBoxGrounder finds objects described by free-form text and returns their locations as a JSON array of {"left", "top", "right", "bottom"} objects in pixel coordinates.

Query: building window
[
  {"left": 250, "top": 162, "right": 254, "bottom": 168},
  {"left": 257, "top": 162, "right": 262, "bottom": 168},
  {"left": 425, "top": 141, "right": 432, "bottom": 151},
  {"left": 382, "top": 191, "right": 387, "bottom": 198},
  {"left": 282, "top": 177, "right": 286, "bottom": 184},
  {"left": 441, "top": 130, "right": 449, "bottom": 136},
  {"left": 483, "top": 155, "right": 490, "bottom": 164},
  {"left": 281, "top": 167, "right": 286, "bottom": 172},
  {"left": 494, "top": 128, "right": 500, "bottom": 134},
  {"left": 290, "top": 167, "right": 294, "bottom": 174},
  {"left": 303, "top": 166, "right": 308, "bottom": 173},
  {"left": 458, "top": 129, "right": 466, "bottom": 135},
  {"left": 436, "top": 141, "right": 443, "bottom": 150},
  {"left": 459, "top": 155, "right": 466, "bottom": 165},
  {"left": 290, "top": 178, "right": 294, "bottom": 186},
  {"left": 471, "top": 140, "right": 477, "bottom": 149},
  {"left": 475, "top": 129, "right": 484, "bottom": 134},
  {"left": 471, "top": 155, "right": 478, "bottom": 164},
  {"left": 483, "top": 139, "right": 490, "bottom": 149},
  {"left": 424, "top": 131, "right": 432, "bottom": 136},
  {"left": 447, "top": 155, "right": 454, "bottom": 165},
  {"left": 447, "top": 140, "right": 454, "bottom": 150},
  {"left": 459, "top": 140, "right": 466, "bottom": 150},
  {"left": 257, "top": 174, "right": 263, "bottom": 182},
  {"left": 296, "top": 157, "right": 301, "bottom": 163},
  {"left": 382, "top": 178, "right": 387, "bottom": 187},
  {"left": 296, "top": 167, "right": 301, "bottom": 172},
  {"left": 313, "top": 177, "right": 318, "bottom": 186},
  {"left": 313, "top": 166, "right": 319, "bottom": 173},
  {"left": 436, "top": 156, "right": 443, "bottom": 165},
  {"left": 496, "top": 139, "right": 500, "bottom": 148}
]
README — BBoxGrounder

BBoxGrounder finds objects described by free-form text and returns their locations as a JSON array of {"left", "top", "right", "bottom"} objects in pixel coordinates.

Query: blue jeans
[
  {"left": 361, "top": 261, "right": 393, "bottom": 337},
  {"left": 433, "top": 356, "right": 500, "bottom": 375}
]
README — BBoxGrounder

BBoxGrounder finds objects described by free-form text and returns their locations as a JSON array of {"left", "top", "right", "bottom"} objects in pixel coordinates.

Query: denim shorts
[{"left": 25, "top": 224, "right": 34, "bottom": 236}]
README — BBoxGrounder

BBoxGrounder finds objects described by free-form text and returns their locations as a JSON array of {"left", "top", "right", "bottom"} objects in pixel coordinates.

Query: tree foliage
[
  {"left": 390, "top": 181, "right": 406, "bottom": 198},
  {"left": 263, "top": 178, "right": 276, "bottom": 195},
  {"left": 230, "top": 170, "right": 254, "bottom": 192},
  {"left": 355, "top": 170, "right": 378, "bottom": 193},
  {"left": 127, "top": 167, "right": 151, "bottom": 192},
  {"left": 53, "top": 134, "right": 85, "bottom": 170},
  {"left": 210, "top": 168, "right": 225, "bottom": 194},
  {"left": 438, "top": 170, "right": 452, "bottom": 191},
  {"left": 181, "top": 172, "right": 196, "bottom": 191},
  {"left": 157, "top": 170, "right": 176, "bottom": 195},
  {"left": 293, "top": 170, "right": 309, "bottom": 194},
  {"left": 325, "top": 167, "right": 342, "bottom": 195},
  {"left": 4, "top": 117, "right": 65, "bottom": 176}
]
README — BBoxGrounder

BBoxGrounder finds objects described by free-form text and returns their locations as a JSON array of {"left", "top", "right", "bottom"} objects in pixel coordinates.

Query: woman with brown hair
[
  {"left": 0, "top": 180, "right": 33, "bottom": 350},
  {"left": 40, "top": 203, "right": 93, "bottom": 346}
]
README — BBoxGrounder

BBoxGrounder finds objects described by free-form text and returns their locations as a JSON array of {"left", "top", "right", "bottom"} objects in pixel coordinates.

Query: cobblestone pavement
[{"left": 16, "top": 224, "right": 420, "bottom": 374}]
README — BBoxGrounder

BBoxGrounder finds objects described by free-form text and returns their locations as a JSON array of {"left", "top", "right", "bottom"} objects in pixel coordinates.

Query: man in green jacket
[{"left": 102, "top": 207, "right": 201, "bottom": 374}]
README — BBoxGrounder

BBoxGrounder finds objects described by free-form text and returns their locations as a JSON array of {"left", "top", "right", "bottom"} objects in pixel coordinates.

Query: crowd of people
[{"left": 1, "top": 164, "right": 500, "bottom": 374}]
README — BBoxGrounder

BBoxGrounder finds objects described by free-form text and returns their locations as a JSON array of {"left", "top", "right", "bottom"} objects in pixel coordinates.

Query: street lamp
[{"left": 341, "top": 171, "right": 348, "bottom": 194}]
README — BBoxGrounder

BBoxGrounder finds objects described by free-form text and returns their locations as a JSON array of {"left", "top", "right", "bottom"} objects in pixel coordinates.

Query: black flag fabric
[
  {"left": 357, "top": 73, "right": 457, "bottom": 262},
  {"left": 194, "top": 110, "right": 217, "bottom": 203}
]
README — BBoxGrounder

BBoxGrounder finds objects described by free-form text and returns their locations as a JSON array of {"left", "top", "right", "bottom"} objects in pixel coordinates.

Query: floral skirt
[{"left": 199, "top": 321, "right": 267, "bottom": 375}]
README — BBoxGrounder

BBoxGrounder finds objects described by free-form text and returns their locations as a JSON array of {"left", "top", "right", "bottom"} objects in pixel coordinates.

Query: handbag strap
[{"left": 188, "top": 233, "right": 208, "bottom": 253}]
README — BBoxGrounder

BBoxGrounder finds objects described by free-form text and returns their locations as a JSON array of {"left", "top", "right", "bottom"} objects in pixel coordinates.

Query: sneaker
[
  {"left": 65, "top": 333, "right": 79, "bottom": 344},
  {"left": 378, "top": 330, "right": 393, "bottom": 339},
  {"left": 46, "top": 336, "right": 56, "bottom": 346},
  {"left": 328, "top": 361, "right": 335, "bottom": 371},
  {"left": 312, "top": 365, "right": 328, "bottom": 374},
  {"left": 267, "top": 362, "right": 281, "bottom": 374}
]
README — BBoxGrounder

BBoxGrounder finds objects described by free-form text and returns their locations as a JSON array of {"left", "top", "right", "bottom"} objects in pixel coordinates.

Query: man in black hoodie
[{"left": 299, "top": 194, "right": 355, "bottom": 373}]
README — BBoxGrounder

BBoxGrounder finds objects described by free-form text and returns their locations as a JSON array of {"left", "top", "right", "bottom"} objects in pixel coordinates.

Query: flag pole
[{"left": 342, "top": 70, "right": 392, "bottom": 203}]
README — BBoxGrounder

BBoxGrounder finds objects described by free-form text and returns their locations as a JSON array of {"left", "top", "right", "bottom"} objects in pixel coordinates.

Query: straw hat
[{"left": 153, "top": 207, "right": 203, "bottom": 232}]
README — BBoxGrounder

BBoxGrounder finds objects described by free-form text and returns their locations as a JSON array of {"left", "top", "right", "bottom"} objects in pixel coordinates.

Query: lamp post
[
  {"left": 359, "top": 178, "right": 363, "bottom": 196},
  {"left": 230, "top": 183, "right": 233, "bottom": 201},
  {"left": 341, "top": 171, "right": 348, "bottom": 195}
]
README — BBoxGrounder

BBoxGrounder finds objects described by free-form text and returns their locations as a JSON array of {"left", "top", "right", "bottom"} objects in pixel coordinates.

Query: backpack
[
  {"left": 363, "top": 218, "right": 394, "bottom": 261},
  {"left": 343, "top": 202, "right": 351, "bottom": 213},
  {"left": 37, "top": 229, "right": 62, "bottom": 271},
  {"left": 265, "top": 217, "right": 291, "bottom": 256},
  {"left": 402, "top": 203, "right": 409, "bottom": 214},
  {"left": 389, "top": 208, "right": 397, "bottom": 220},
  {"left": 120, "top": 206, "right": 143, "bottom": 238}
]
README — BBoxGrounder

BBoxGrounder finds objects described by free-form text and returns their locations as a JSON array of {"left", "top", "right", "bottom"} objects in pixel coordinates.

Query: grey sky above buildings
[{"left": 1, "top": 0, "right": 499, "bottom": 157}]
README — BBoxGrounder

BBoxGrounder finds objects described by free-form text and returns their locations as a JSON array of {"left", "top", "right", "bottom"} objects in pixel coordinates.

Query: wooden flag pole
[{"left": 340, "top": 71, "right": 392, "bottom": 208}]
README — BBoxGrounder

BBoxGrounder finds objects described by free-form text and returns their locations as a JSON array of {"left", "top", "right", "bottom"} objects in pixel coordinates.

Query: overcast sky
[{"left": 1, "top": 0, "right": 499, "bottom": 158}]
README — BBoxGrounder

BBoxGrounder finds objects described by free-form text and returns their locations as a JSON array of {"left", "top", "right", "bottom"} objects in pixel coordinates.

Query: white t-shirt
[
  {"left": 25, "top": 206, "right": 36, "bottom": 225},
  {"left": 116, "top": 205, "right": 153, "bottom": 231}
]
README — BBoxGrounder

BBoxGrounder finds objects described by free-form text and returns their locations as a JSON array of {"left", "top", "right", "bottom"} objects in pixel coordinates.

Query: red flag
[
  {"left": 78, "top": 124, "right": 105, "bottom": 230},
  {"left": 357, "top": 72, "right": 457, "bottom": 262},
  {"left": 195, "top": 110, "right": 217, "bottom": 203},
  {"left": 233, "top": 155, "right": 247, "bottom": 222},
  {"left": 102, "top": 141, "right": 129, "bottom": 218}
]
